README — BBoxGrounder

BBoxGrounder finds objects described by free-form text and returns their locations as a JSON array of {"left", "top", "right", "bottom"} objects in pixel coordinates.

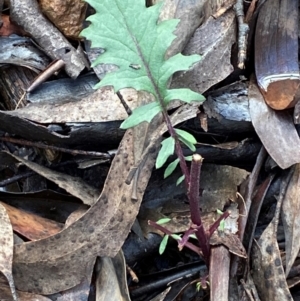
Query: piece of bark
[
  {"left": 0, "top": 36, "right": 49, "bottom": 72},
  {"left": 10, "top": 0, "right": 87, "bottom": 78},
  {"left": 26, "top": 73, "right": 98, "bottom": 104},
  {"left": 203, "top": 81, "right": 251, "bottom": 122},
  {"left": 0, "top": 65, "right": 36, "bottom": 110},
  {"left": 255, "top": 0, "right": 300, "bottom": 110},
  {"left": 39, "top": 0, "right": 87, "bottom": 40},
  {"left": 171, "top": 9, "right": 235, "bottom": 94}
]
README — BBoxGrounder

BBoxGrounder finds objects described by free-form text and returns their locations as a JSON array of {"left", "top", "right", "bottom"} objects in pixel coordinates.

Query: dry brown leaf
[
  {"left": 9, "top": 87, "right": 139, "bottom": 123},
  {"left": 252, "top": 170, "right": 293, "bottom": 301},
  {"left": 0, "top": 202, "right": 63, "bottom": 240},
  {"left": 54, "top": 257, "right": 95, "bottom": 301},
  {"left": 249, "top": 78, "right": 300, "bottom": 169},
  {"left": 0, "top": 151, "right": 99, "bottom": 206},
  {"left": 171, "top": 9, "right": 235, "bottom": 94},
  {"left": 11, "top": 91, "right": 162, "bottom": 294},
  {"left": 252, "top": 228, "right": 292, "bottom": 301},
  {"left": 0, "top": 279, "right": 51, "bottom": 301},
  {"left": 0, "top": 203, "right": 18, "bottom": 301},
  {"left": 39, "top": 0, "right": 87, "bottom": 39},
  {"left": 281, "top": 163, "right": 300, "bottom": 276}
]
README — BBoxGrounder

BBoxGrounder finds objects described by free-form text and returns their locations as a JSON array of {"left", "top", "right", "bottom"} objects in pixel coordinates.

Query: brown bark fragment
[{"left": 39, "top": 0, "right": 87, "bottom": 39}]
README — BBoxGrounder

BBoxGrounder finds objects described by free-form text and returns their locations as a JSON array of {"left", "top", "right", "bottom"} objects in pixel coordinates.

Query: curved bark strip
[{"left": 255, "top": 0, "right": 300, "bottom": 110}]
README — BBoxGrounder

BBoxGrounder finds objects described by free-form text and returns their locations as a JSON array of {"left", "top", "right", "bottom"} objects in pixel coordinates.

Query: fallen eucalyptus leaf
[
  {"left": 249, "top": 78, "right": 300, "bottom": 169},
  {"left": 0, "top": 203, "right": 18, "bottom": 301},
  {"left": 281, "top": 163, "right": 300, "bottom": 276}
]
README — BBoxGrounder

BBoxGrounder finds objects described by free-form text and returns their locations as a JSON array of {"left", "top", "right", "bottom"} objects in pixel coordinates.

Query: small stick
[
  {"left": 245, "top": 0, "right": 258, "bottom": 23},
  {"left": 26, "top": 59, "right": 65, "bottom": 93},
  {"left": 0, "top": 136, "right": 111, "bottom": 159},
  {"left": 234, "top": 0, "right": 249, "bottom": 69},
  {"left": 117, "top": 91, "right": 132, "bottom": 116},
  {"left": 212, "top": 0, "right": 236, "bottom": 19},
  {"left": 126, "top": 264, "right": 139, "bottom": 283}
]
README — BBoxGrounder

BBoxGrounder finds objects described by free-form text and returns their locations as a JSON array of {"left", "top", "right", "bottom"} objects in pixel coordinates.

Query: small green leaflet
[
  {"left": 171, "top": 234, "right": 182, "bottom": 240},
  {"left": 159, "top": 235, "right": 169, "bottom": 255},
  {"left": 120, "top": 102, "right": 161, "bottom": 129},
  {"left": 217, "top": 209, "right": 225, "bottom": 231},
  {"left": 156, "top": 137, "right": 175, "bottom": 169},
  {"left": 175, "top": 129, "right": 197, "bottom": 152},
  {"left": 156, "top": 218, "right": 171, "bottom": 225},
  {"left": 164, "top": 158, "right": 179, "bottom": 178},
  {"left": 81, "top": 0, "right": 203, "bottom": 127},
  {"left": 176, "top": 175, "right": 185, "bottom": 186}
]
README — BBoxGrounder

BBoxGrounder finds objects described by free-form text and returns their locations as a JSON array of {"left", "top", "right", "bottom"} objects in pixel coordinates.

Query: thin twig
[
  {"left": 234, "top": 0, "right": 249, "bottom": 69},
  {"left": 0, "top": 136, "right": 111, "bottom": 159}
]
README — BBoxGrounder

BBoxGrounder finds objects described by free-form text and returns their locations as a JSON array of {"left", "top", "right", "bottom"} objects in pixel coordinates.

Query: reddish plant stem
[
  {"left": 161, "top": 109, "right": 190, "bottom": 188},
  {"left": 148, "top": 220, "right": 202, "bottom": 255},
  {"left": 178, "top": 226, "right": 197, "bottom": 250},
  {"left": 208, "top": 210, "right": 230, "bottom": 237},
  {"left": 188, "top": 154, "right": 210, "bottom": 264}
]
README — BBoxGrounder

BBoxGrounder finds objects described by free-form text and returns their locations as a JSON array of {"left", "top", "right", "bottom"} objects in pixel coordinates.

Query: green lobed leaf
[
  {"left": 156, "top": 137, "right": 175, "bottom": 169},
  {"left": 164, "top": 158, "right": 179, "bottom": 178},
  {"left": 184, "top": 156, "right": 193, "bottom": 161},
  {"left": 81, "top": 0, "right": 202, "bottom": 103},
  {"left": 120, "top": 102, "right": 161, "bottom": 129},
  {"left": 159, "top": 234, "right": 169, "bottom": 255}
]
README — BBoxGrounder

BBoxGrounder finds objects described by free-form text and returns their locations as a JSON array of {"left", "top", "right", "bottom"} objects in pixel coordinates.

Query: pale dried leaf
[
  {"left": 9, "top": 87, "right": 139, "bottom": 123},
  {"left": 55, "top": 257, "right": 95, "bottom": 301},
  {"left": 0, "top": 280, "right": 51, "bottom": 301},
  {"left": 95, "top": 251, "right": 130, "bottom": 301},
  {"left": 281, "top": 163, "right": 300, "bottom": 276},
  {"left": 249, "top": 79, "right": 300, "bottom": 169},
  {"left": 0, "top": 203, "right": 18, "bottom": 301}
]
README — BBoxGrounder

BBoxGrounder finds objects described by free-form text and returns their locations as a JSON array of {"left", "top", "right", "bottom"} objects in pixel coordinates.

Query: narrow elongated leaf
[
  {"left": 178, "top": 137, "right": 196, "bottom": 152},
  {"left": 81, "top": 0, "right": 202, "bottom": 104},
  {"left": 164, "top": 158, "right": 179, "bottom": 178},
  {"left": 176, "top": 175, "right": 185, "bottom": 186},
  {"left": 157, "top": 218, "right": 171, "bottom": 225},
  {"left": 156, "top": 137, "right": 175, "bottom": 169},
  {"left": 159, "top": 235, "right": 169, "bottom": 255},
  {"left": 175, "top": 129, "right": 197, "bottom": 151},
  {"left": 120, "top": 102, "right": 161, "bottom": 129},
  {"left": 175, "top": 129, "right": 197, "bottom": 144}
]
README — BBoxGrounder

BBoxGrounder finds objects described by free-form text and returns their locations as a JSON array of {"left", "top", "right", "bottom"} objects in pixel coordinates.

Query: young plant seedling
[{"left": 81, "top": 0, "right": 224, "bottom": 266}]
